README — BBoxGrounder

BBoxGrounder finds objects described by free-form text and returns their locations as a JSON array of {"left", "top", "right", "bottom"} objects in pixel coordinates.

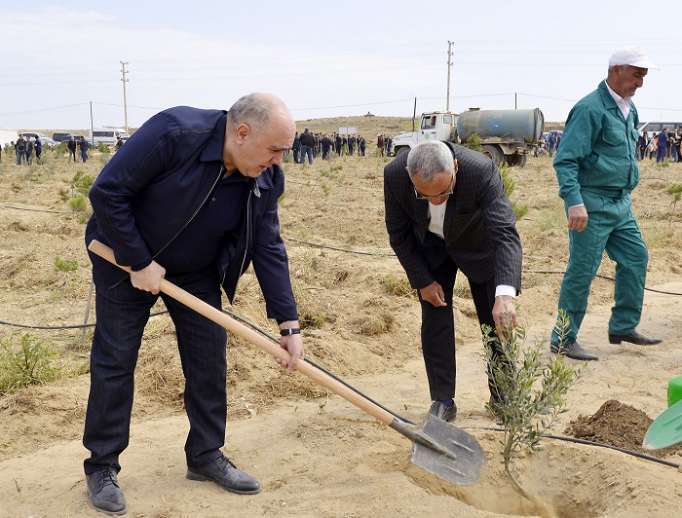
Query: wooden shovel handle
[{"left": 88, "top": 240, "right": 396, "bottom": 426}]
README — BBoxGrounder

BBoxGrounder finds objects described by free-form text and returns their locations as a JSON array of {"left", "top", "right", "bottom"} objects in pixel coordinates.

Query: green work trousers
[{"left": 551, "top": 191, "right": 648, "bottom": 345}]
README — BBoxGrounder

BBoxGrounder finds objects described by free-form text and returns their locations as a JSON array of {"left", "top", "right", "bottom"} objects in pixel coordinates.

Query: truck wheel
[
  {"left": 506, "top": 154, "right": 528, "bottom": 168},
  {"left": 482, "top": 145, "right": 504, "bottom": 167}
]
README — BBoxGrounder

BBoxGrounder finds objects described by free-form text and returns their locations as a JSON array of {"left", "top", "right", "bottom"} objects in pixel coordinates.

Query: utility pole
[
  {"left": 120, "top": 61, "right": 129, "bottom": 132},
  {"left": 412, "top": 97, "right": 417, "bottom": 132},
  {"left": 514, "top": 92, "right": 518, "bottom": 110},
  {"left": 446, "top": 41, "right": 453, "bottom": 112},
  {"left": 89, "top": 101, "right": 95, "bottom": 145}
]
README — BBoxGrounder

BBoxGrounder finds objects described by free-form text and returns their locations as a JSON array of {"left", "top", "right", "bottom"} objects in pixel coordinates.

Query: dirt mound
[{"left": 565, "top": 399, "right": 682, "bottom": 457}]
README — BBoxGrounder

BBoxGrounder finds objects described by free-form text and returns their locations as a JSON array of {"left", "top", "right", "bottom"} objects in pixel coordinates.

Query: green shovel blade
[{"left": 643, "top": 400, "right": 682, "bottom": 450}]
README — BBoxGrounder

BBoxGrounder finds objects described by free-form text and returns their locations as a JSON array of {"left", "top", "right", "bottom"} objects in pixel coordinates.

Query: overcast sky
[{"left": 1, "top": 0, "right": 681, "bottom": 130}]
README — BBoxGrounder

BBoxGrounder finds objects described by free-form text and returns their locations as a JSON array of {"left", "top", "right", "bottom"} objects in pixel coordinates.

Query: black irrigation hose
[
  {"left": 527, "top": 270, "right": 682, "bottom": 296},
  {"left": 0, "top": 302, "right": 413, "bottom": 425},
  {"left": 286, "top": 239, "right": 682, "bottom": 297},
  {"left": 466, "top": 426, "right": 681, "bottom": 469},
  {"left": 1, "top": 203, "right": 71, "bottom": 214},
  {"left": 0, "top": 310, "right": 169, "bottom": 330},
  {"left": 287, "top": 237, "right": 395, "bottom": 257}
]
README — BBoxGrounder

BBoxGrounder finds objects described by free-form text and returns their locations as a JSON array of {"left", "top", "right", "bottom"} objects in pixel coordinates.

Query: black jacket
[
  {"left": 299, "top": 131, "right": 315, "bottom": 147},
  {"left": 86, "top": 106, "right": 297, "bottom": 321}
]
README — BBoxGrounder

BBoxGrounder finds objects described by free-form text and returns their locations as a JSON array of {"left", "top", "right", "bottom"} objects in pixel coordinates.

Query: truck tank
[{"left": 457, "top": 108, "right": 544, "bottom": 143}]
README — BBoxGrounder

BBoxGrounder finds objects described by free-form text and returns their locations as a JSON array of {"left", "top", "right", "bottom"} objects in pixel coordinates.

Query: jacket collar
[
  {"left": 598, "top": 80, "right": 633, "bottom": 117},
  {"left": 199, "top": 111, "right": 228, "bottom": 163}
]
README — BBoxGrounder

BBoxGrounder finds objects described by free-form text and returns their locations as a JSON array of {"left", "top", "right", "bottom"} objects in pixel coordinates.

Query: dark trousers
[
  {"left": 419, "top": 238, "right": 503, "bottom": 402},
  {"left": 83, "top": 266, "right": 227, "bottom": 474}
]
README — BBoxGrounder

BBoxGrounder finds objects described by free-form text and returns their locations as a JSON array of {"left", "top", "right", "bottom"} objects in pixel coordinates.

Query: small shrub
[
  {"left": 484, "top": 311, "right": 579, "bottom": 495},
  {"left": 464, "top": 133, "right": 483, "bottom": 151},
  {"left": 381, "top": 274, "right": 413, "bottom": 297},
  {"left": 499, "top": 164, "right": 515, "bottom": 198},
  {"left": 666, "top": 182, "right": 682, "bottom": 214},
  {"left": 54, "top": 256, "right": 79, "bottom": 272},
  {"left": 97, "top": 143, "right": 110, "bottom": 154},
  {"left": 512, "top": 202, "right": 529, "bottom": 220},
  {"left": 355, "top": 312, "right": 394, "bottom": 336},
  {"left": 0, "top": 334, "right": 60, "bottom": 394},
  {"left": 68, "top": 194, "right": 87, "bottom": 212},
  {"left": 71, "top": 170, "right": 94, "bottom": 195}
]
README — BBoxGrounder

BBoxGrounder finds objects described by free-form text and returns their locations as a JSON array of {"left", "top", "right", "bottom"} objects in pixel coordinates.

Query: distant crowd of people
[
  {"left": 2, "top": 134, "right": 126, "bottom": 165},
  {"left": 8, "top": 135, "right": 43, "bottom": 165},
  {"left": 638, "top": 128, "right": 682, "bottom": 162},
  {"left": 290, "top": 129, "right": 395, "bottom": 165},
  {"left": 292, "top": 129, "right": 368, "bottom": 164}
]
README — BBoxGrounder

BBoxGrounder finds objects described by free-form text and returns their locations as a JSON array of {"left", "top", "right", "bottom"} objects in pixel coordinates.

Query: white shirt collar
[{"left": 604, "top": 80, "right": 631, "bottom": 120}]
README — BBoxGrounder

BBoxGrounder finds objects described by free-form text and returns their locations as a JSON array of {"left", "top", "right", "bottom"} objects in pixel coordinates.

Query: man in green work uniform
[{"left": 550, "top": 48, "right": 661, "bottom": 361}]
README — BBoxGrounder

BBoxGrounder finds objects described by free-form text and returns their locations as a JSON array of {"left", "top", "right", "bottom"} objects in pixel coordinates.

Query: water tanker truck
[{"left": 391, "top": 107, "right": 544, "bottom": 167}]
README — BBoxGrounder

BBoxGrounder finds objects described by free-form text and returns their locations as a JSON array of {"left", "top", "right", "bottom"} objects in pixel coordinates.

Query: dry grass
[{"left": 3, "top": 123, "right": 682, "bottom": 464}]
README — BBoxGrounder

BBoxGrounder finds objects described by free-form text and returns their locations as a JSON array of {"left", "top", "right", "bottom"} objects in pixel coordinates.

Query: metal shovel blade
[
  {"left": 409, "top": 414, "right": 485, "bottom": 485},
  {"left": 643, "top": 400, "right": 682, "bottom": 450}
]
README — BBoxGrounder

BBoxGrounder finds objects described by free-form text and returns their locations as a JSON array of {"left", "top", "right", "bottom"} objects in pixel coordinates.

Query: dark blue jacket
[{"left": 86, "top": 106, "right": 297, "bottom": 321}]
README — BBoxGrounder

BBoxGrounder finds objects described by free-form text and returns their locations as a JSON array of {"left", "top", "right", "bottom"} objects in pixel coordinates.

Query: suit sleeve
[
  {"left": 383, "top": 166, "right": 434, "bottom": 289},
  {"left": 251, "top": 172, "right": 298, "bottom": 322},
  {"left": 89, "top": 112, "right": 175, "bottom": 270},
  {"left": 478, "top": 161, "right": 523, "bottom": 293}
]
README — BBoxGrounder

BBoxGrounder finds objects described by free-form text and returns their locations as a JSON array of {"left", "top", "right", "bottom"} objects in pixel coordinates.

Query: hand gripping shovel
[
  {"left": 643, "top": 400, "right": 682, "bottom": 450},
  {"left": 88, "top": 240, "right": 485, "bottom": 485}
]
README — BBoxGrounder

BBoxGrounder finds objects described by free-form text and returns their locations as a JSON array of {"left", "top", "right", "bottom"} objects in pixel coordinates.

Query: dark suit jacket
[{"left": 383, "top": 142, "right": 522, "bottom": 292}]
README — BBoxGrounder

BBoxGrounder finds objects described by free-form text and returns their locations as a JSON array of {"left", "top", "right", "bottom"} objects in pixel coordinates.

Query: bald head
[
  {"left": 227, "top": 92, "right": 294, "bottom": 131},
  {"left": 223, "top": 93, "right": 296, "bottom": 177}
]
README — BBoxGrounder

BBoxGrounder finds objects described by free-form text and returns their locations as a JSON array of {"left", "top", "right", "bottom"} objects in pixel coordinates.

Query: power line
[{"left": 0, "top": 102, "right": 89, "bottom": 116}]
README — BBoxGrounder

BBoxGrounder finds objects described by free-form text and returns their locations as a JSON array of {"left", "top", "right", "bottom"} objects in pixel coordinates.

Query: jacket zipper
[
  {"left": 221, "top": 180, "right": 259, "bottom": 286},
  {"left": 108, "top": 164, "right": 225, "bottom": 289}
]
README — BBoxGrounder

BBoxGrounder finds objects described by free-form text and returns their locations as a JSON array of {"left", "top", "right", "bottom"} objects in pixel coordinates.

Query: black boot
[{"left": 86, "top": 467, "right": 127, "bottom": 515}]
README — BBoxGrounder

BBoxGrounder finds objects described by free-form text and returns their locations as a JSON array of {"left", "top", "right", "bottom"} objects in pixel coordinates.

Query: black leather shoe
[
  {"left": 609, "top": 330, "right": 662, "bottom": 346},
  {"left": 187, "top": 454, "right": 261, "bottom": 495},
  {"left": 550, "top": 341, "right": 598, "bottom": 361},
  {"left": 428, "top": 400, "right": 457, "bottom": 422},
  {"left": 86, "top": 467, "right": 127, "bottom": 516}
]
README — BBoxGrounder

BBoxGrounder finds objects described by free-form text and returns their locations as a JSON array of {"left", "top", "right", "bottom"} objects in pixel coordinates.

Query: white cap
[{"left": 608, "top": 47, "right": 657, "bottom": 69}]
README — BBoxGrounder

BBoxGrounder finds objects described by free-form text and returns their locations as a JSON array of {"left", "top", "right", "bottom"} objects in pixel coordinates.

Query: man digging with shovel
[{"left": 83, "top": 93, "right": 303, "bottom": 515}]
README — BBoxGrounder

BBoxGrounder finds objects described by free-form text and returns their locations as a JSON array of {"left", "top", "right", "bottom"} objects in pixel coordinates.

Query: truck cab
[{"left": 392, "top": 112, "right": 457, "bottom": 156}]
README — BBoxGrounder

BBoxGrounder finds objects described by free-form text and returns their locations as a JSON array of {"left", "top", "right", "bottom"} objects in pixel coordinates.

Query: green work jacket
[{"left": 554, "top": 80, "right": 640, "bottom": 208}]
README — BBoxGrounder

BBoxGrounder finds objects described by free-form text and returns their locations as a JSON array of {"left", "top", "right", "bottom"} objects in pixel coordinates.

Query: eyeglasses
[{"left": 413, "top": 172, "right": 456, "bottom": 200}]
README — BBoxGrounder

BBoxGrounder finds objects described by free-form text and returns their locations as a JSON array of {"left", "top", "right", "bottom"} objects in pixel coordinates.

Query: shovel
[
  {"left": 643, "top": 400, "right": 682, "bottom": 450},
  {"left": 88, "top": 240, "right": 485, "bottom": 485}
]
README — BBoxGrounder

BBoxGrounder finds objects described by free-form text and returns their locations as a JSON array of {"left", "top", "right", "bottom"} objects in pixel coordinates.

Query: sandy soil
[{"left": 1, "top": 131, "right": 682, "bottom": 517}]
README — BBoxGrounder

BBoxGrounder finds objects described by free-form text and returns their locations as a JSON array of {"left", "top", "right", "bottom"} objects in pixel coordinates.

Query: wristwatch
[{"left": 279, "top": 328, "right": 301, "bottom": 336}]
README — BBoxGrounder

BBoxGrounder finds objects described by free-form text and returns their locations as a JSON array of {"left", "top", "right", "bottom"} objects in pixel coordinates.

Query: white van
[{"left": 91, "top": 128, "right": 129, "bottom": 145}]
